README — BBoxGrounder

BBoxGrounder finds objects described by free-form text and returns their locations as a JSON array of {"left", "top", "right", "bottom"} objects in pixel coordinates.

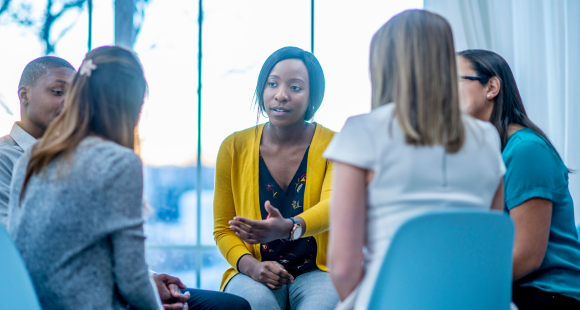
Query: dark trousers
[
  {"left": 181, "top": 288, "right": 251, "bottom": 310},
  {"left": 512, "top": 286, "right": 580, "bottom": 310}
]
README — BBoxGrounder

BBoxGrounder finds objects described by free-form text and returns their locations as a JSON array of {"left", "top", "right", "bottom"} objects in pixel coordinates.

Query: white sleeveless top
[{"left": 323, "top": 104, "right": 505, "bottom": 310}]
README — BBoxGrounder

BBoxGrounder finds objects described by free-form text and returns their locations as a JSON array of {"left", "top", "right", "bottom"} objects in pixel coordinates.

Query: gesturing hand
[
  {"left": 250, "top": 261, "right": 295, "bottom": 290},
  {"left": 229, "top": 201, "right": 293, "bottom": 244},
  {"left": 152, "top": 274, "right": 190, "bottom": 309}
]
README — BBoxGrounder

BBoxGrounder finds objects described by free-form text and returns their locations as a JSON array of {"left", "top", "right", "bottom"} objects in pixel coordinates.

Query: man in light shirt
[{"left": 0, "top": 56, "right": 76, "bottom": 228}]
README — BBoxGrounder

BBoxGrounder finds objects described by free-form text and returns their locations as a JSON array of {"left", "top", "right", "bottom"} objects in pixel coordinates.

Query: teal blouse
[{"left": 503, "top": 128, "right": 580, "bottom": 301}]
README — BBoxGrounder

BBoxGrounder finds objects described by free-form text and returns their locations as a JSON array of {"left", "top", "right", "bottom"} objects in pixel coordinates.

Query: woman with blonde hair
[{"left": 324, "top": 10, "right": 506, "bottom": 309}]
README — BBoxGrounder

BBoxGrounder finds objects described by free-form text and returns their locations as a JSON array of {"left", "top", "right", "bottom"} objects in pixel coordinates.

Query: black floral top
[{"left": 258, "top": 146, "right": 318, "bottom": 277}]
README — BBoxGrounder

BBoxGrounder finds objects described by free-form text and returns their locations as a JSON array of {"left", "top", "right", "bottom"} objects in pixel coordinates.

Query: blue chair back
[
  {"left": 0, "top": 224, "right": 42, "bottom": 310},
  {"left": 577, "top": 223, "right": 580, "bottom": 240},
  {"left": 367, "top": 209, "right": 514, "bottom": 310}
]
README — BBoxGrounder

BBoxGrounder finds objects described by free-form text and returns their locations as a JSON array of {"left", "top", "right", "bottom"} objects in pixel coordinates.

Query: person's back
[
  {"left": 7, "top": 46, "right": 161, "bottom": 310},
  {"left": 8, "top": 137, "right": 155, "bottom": 309},
  {"left": 324, "top": 10, "right": 505, "bottom": 310},
  {"left": 330, "top": 104, "right": 504, "bottom": 253}
]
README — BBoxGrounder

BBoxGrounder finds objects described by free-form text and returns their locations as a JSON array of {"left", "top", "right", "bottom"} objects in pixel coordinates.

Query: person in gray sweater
[
  {"left": 9, "top": 137, "right": 163, "bottom": 310},
  {"left": 7, "top": 46, "right": 162, "bottom": 310},
  {"left": 5, "top": 50, "right": 250, "bottom": 310}
]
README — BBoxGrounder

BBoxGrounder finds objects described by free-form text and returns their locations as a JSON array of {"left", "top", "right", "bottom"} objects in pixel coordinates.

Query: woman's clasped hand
[{"left": 246, "top": 260, "right": 295, "bottom": 290}]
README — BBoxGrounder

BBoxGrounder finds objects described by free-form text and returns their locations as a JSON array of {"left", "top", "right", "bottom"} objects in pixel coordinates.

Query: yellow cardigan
[{"left": 213, "top": 123, "right": 335, "bottom": 291}]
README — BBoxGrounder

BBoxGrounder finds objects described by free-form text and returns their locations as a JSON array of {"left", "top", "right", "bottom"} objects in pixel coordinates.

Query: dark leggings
[
  {"left": 512, "top": 286, "right": 580, "bottom": 310},
  {"left": 181, "top": 288, "right": 251, "bottom": 310}
]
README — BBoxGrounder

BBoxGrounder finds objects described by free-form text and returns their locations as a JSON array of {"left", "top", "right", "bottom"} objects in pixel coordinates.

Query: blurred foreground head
[
  {"left": 23, "top": 46, "right": 147, "bottom": 194},
  {"left": 370, "top": 10, "right": 464, "bottom": 153}
]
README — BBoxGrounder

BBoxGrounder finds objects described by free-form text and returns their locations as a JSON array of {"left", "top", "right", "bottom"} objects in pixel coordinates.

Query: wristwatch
[{"left": 286, "top": 217, "right": 302, "bottom": 241}]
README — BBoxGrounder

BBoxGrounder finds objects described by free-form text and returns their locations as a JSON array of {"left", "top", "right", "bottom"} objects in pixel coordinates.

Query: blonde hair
[
  {"left": 21, "top": 46, "right": 146, "bottom": 200},
  {"left": 370, "top": 10, "right": 464, "bottom": 153}
]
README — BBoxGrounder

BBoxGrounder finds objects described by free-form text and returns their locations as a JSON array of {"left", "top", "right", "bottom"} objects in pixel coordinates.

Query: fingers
[
  {"left": 253, "top": 263, "right": 287, "bottom": 289},
  {"left": 273, "top": 262, "right": 294, "bottom": 284},
  {"left": 231, "top": 216, "right": 273, "bottom": 232},
  {"left": 232, "top": 216, "right": 256, "bottom": 226},
  {"left": 230, "top": 220, "right": 262, "bottom": 236},
  {"left": 153, "top": 274, "right": 172, "bottom": 301},
  {"left": 263, "top": 276, "right": 284, "bottom": 289},
  {"left": 168, "top": 284, "right": 190, "bottom": 303},
  {"left": 152, "top": 274, "right": 168, "bottom": 286},
  {"left": 265, "top": 282, "right": 284, "bottom": 290},
  {"left": 259, "top": 271, "right": 285, "bottom": 290},
  {"left": 265, "top": 201, "right": 282, "bottom": 218},
  {"left": 230, "top": 219, "right": 264, "bottom": 244},
  {"left": 164, "top": 275, "right": 187, "bottom": 289},
  {"left": 266, "top": 262, "right": 294, "bottom": 285},
  {"left": 230, "top": 220, "right": 255, "bottom": 233},
  {"left": 162, "top": 302, "right": 186, "bottom": 310},
  {"left": 231, "top": 226, "right": 261, "bottom": 244}
]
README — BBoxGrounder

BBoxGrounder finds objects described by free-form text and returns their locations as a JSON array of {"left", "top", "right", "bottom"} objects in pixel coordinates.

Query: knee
[{"left": 226, "top": 276, "right": 281, "bottom": 310}]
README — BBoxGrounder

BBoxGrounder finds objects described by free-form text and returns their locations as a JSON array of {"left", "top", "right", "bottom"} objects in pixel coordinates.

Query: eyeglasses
[{"left": 460, "top": 76, "right": 486, "bottom": 81}]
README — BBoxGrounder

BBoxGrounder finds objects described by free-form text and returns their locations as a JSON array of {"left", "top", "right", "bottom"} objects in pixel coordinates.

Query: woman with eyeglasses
[{"left": 458, "top": 49, "right": 580, "bottom": 309}]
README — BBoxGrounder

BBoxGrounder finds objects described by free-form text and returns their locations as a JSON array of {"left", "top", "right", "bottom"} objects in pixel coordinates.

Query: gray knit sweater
[{"left": 7, "top": 136, "right": 162, "bottom": 310}]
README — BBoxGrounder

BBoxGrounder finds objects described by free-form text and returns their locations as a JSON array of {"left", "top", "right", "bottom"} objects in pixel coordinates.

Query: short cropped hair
[
  {"left": 254, "top": 46, "right": 325, "bottom": 121},
  {"left": 18, "top": 56, "right": 76, "bottom": 88}
]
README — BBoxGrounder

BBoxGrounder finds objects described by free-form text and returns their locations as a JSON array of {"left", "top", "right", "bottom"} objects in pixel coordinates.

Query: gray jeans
[{"left": 224, "top": 269, "right": 339, "bottom": 310}]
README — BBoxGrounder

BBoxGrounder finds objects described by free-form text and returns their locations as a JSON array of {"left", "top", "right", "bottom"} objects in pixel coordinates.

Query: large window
[
  {"left": 0, "top": 0, "right": 422, "bottom": 291},
  {"left": 133, "top": 0, "right": 205, "bottom": 288}
]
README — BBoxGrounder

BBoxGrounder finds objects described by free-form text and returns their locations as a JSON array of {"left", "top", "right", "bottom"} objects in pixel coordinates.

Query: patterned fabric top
[{"left": 259, "top": 146, "right": 318, "bottom": 277}]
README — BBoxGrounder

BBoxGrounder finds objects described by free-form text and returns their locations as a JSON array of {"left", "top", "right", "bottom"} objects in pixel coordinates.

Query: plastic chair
[
  {"left": 0, "top": 224, "right": 42, "bottom": 310},
  {"left": 577, "top": 223, "right": 580, "bottom": 240},
  {"left": 367, "top": 209, "right": 514, "bottom": 310}
]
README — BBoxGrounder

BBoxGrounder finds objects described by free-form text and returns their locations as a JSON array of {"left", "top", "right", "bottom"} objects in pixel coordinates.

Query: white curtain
[{"left": 425, "top": 0, "right": 580, "bottom": 224}]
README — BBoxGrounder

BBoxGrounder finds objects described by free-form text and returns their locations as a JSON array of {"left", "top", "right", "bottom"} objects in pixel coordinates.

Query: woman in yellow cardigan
[{"left": 213, "top": 46, "right": 339, "bottom": 309}]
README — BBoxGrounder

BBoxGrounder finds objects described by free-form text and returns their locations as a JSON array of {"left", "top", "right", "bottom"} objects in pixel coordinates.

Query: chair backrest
[
  {"left": 367, "top": 209, "right": 514, "bottom": 310},
  {"left": 0, "top": 224, "right": 42, "bottom": 310},
  {"left": 577, "top": 223, "right": 580, "bottom": 240}
]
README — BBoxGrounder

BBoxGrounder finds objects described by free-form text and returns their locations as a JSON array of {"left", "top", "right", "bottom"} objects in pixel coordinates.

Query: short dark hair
[
  {"left": 254, "top": 46, "right": 325, "bottom": 122},
  {"left": 18, "top": 56, "right": 76, "bottom": 89}
]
